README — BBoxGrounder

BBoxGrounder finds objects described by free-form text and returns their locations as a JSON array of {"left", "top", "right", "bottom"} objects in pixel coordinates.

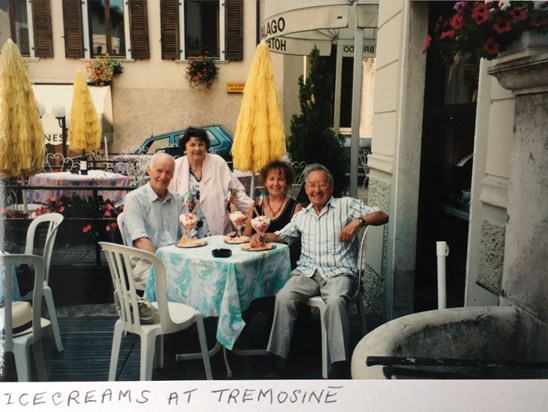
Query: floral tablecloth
[
  {"left": 26, "top": 170, "right": 132, "bottom": 205},
  {"left": 144, "top": 235, "right": 291, "bottom": 350}
]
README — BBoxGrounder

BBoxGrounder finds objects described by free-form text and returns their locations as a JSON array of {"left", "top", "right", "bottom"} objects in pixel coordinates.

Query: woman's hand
[{"left": 249, "top": 233, "right": 264, "bottom": 248}]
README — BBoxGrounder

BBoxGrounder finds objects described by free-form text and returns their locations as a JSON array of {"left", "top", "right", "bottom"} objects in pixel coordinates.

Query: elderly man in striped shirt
[{"left": 250, "top": 163, "right": 389, "bottom": 379}]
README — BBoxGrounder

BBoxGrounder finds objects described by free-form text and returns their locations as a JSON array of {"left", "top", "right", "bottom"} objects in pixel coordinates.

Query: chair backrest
[
  {"left": 24, "top": 213, "right": 64, "bottom": 284},
  {"left": 1, "top": 254, "right": 46, "bottom": 352},
  {"left": 116, "top": 212, "right": 129, "bottom": 246},
  {"left": 99, "top": 242, "right": 177, "bottom": 333},
  {"left": 286, "top": 161, "right": 307, "bottom": 200},
  {"left": 354, "top": 226, "right": 369, "bottom": 300}
]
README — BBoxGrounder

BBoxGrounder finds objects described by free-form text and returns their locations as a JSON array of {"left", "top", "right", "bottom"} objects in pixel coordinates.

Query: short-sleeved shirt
[
  {"left": 124, "top": 183, "right": 183, "bottom": 248},
  {"left": 276, "top": 197, "right": 377, "bottom": 279}
]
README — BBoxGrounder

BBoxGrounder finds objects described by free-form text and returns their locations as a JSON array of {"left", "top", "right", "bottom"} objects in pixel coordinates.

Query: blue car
[{"left": 135, "top": 125, "right": 233, "bottom": 164}]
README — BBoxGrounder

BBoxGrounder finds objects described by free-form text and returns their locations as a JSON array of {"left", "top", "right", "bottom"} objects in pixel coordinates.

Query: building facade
[{"left": 1, "top": 0, "right": 266, "bottom": 154}]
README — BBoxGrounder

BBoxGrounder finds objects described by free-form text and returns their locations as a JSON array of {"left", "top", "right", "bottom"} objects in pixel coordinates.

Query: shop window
[
  {"left": 1, "top": 0, "right": 53, "bottom": 58},
  {"left": 160, "top": 0, "right": 243, "bottom": 61}
]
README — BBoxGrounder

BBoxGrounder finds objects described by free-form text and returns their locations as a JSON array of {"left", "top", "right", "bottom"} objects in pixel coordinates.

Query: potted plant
[
  {"left": 86, "top": 54, "right": 123, "bottom": 86},
  {"left": 425, "top": 1, "right": 548, "bottom": 63},
  {"left": 185, "top": 53, "right": 219, "bottom": 91}
]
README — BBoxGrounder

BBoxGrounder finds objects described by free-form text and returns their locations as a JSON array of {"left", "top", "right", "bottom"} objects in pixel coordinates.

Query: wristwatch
[{"left": 357, "top": 217, "right": 367, "bottom": 227}]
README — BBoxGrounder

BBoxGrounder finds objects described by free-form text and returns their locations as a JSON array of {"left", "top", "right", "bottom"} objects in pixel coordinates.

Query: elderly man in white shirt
[
  {"left": 250, "top": 163, "right": 389, "bottom": 379},
  {"left": 123, "top": 152, "right": 183, "bottom": 289}
]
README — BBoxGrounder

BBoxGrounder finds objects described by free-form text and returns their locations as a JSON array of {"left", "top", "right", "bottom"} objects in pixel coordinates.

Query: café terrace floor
[{"left": 44, "top": 304, "right": 382, "bottom": 381}]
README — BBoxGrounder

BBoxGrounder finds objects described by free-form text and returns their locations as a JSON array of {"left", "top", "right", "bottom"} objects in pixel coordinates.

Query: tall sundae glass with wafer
[
  {"left": 229, "top": 210, "right": 247, "bottom": 240},
  {"left": 179, "top": 212, "right": 197, "bottom": 242},
  {"left": 251, "top": 215, "right": 270, "bottom": 245}
]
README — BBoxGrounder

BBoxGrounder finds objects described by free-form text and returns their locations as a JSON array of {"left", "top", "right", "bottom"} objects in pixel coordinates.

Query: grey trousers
[{"left": 267, "top": 270, "right": 355, "bottom": 363}]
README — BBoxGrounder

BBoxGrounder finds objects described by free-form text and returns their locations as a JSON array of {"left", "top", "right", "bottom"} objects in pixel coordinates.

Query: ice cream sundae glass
[
  {"left": 251, "top": 215, "right": 270, "bottom": 245},
  {"left": 179, "top": 212, "right": 197, "bottom": 241},
  {"left": 229, "top": 210, "right": 247, "bottom": 239}
]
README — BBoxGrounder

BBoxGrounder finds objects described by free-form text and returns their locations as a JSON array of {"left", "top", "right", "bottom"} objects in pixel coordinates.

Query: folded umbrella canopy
[
  {"left": 68, "top": 70, "right": 101, "bottom": 154},
  {"left": 232, "top": 42, "right": 286, "bottom": 174},
  {"left": 0, "top": 39, "right": 45, "bottom": 177}
]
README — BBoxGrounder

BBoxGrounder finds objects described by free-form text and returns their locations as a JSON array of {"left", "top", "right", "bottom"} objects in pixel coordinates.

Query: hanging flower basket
[
  {"left": 86, "top": 54, "right": 123, "bottom": 86},
  {"left": 425, "top": 1, "right": 548, "bottom": 63},
  {"left": 185, "top": 54, "right": 219, "bottom": 91}
]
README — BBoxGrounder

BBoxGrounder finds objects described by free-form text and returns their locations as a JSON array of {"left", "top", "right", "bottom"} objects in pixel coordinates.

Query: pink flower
[{"left": 82, "top": 224, "right": 92, "bottom": 233}]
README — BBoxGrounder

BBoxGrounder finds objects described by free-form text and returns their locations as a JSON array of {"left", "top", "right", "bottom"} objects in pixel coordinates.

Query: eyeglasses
[{"left": 305, "top": 182, "right": 329, "bottom": 189}]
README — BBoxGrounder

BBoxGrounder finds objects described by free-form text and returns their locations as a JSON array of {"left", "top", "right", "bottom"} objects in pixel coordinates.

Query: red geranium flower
[
  {"left": 440, "top": 30, "right": 456, "bottom": 40},
  {"left": 472, "top": 2, "right": 490, "bottom": 25},
  {"left": 493, "top": 18, "right": 512, "bottom": 34},
  {"left": 483, "top": 37, "right": 501, "bottom": 56},
  {"left": 509, "top": 7, "right": 528, "bottom": 21},
  {"left": 450, "top": 13, "right": 465, "bottom": 30}
]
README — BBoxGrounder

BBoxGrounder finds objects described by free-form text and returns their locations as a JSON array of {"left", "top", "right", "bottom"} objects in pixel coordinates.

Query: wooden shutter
[
  {"left": 62, "top": 0, "right": 84, "bottom": 58},
  {"left": 128, "top": 0, "right": 150, "bottom": 59},
  {"left": 225, "top": 0, "right": 243, "bottom": 61},
  {"left": 32, "top": 0, "right": 53, "bottom": 58},
  {"left": 160, "top": 0, "right": 179, "bottom": 60}
]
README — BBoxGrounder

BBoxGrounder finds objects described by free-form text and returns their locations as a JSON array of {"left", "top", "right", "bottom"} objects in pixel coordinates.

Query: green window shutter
[
  {"left": 160, "top": 0, "right": 179, "bottom": 60},
  {"left": 129, "top": 0, "right": 150, "bottom": 60},
  {"left": 62, "top": 0, "right": 84, "bottom": 58},
  {"left": 32, "top": 0, "right": 53, "bottom": 58},
  {"left": 225, "top": 0, "right": 243, "bottom": 61}
]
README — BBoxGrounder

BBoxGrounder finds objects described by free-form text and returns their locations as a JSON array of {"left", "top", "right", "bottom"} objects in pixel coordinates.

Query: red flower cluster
[
  {"left": 185, "top": 53, "right": 219, "bottom": 91},
  {"left": 86, "top": 54, "right": 122, "bottom": 86},
  {"left": 425, "top": 1, "right": 548, "bottom": 62}
]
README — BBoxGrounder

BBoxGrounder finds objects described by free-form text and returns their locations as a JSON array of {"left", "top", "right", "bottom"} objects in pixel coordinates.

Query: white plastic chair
[
  {"left": 305, "top": 226, "right": 369, "bottom": 378},
  {"left": 99, "top": 242, "right": 213, "bottom": 381},
  {"left": 288, "top": 161, "right": 307, "bottom": 200},
  {"left": 358, "top": 147, "right": 370, "bottom": 189},
  {"left": 2, "top": 254, "right": 51, "bottom": 381},
  {"left": 21, "top": 213, "right": 64, "bottom": 352},
  {"left": 116, "top": 212, "right": 128, "bottom": 245}
]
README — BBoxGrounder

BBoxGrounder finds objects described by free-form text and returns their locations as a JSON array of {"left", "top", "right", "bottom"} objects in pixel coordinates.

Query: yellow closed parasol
[
  {"left": 0, "top": 39, "right": 45, "bottom": 177},
  {"left": 68, "top": 70, "right": 101, "bottom": 154},
  {"left": 232, "top": 42, "right": 286, "bottom": 175}
]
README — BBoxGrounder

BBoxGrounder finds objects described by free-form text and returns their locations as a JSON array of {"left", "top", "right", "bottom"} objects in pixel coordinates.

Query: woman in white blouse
[{"left": 168, "top": 127, "right": 252, "bottom": 236}]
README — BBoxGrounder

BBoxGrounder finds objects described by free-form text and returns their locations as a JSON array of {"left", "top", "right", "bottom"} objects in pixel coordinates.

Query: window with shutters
[
  {"left": 87, "top": 0, "right": 126, "bottom": 56},
  {"left": 62, "top": 0, "right": 148, "bottom": 60},
  {"left": 1, "top": 0, "right": 52, "bottom": 58},
  {"left": 160, "top": 0, "right": 242, "bottom": 61}
]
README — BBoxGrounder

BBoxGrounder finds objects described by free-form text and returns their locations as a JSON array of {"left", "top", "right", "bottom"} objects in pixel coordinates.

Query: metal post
[
  {"left": 57, "top": 116, "right": 68, "bottom": 158},
  {"left": 350, "top": 2, "right": 364, "bottom": 198},
  {"left": 436, "top": 241, "right": 449, "bottom": 309}
]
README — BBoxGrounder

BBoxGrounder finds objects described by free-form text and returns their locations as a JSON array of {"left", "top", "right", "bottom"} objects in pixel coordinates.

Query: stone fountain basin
[{"left": 351, "top": 306, "right": 548, "bottom": 379}]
